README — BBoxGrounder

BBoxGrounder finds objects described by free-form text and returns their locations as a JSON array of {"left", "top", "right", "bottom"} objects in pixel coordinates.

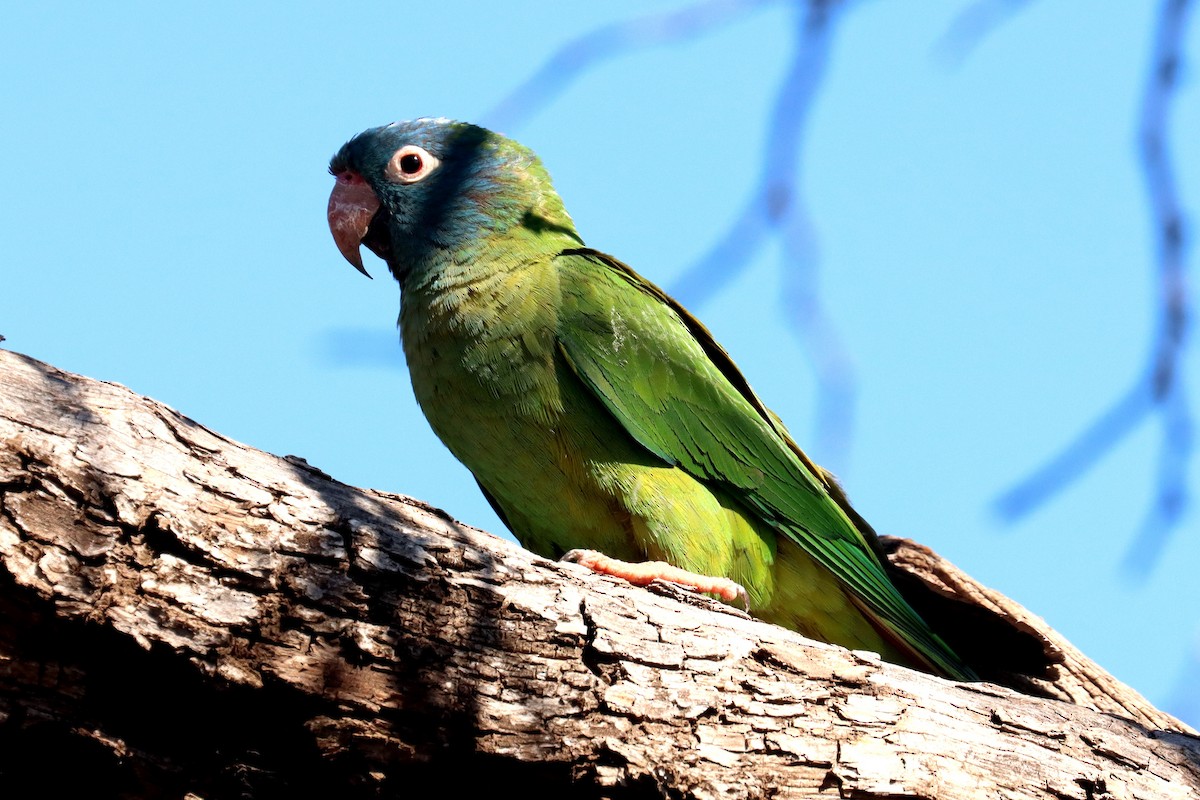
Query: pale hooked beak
[{"left": 327, "top": 171, "right": 381, "bottom": 278}]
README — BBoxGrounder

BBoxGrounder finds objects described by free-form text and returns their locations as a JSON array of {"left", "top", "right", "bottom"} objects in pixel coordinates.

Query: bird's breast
[{"left": 400, "top": 259, "right": 565, "bottom": 447}]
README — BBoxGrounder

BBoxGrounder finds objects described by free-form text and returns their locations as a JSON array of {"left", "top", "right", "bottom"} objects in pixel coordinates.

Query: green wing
[{"left": 554, "top": 248, "right": 973, "bottom": 680}]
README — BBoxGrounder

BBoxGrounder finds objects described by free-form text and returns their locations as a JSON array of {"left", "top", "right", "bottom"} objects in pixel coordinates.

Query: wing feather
[{"left": 554, "top": 248, "right": 972, "bottom": 679}]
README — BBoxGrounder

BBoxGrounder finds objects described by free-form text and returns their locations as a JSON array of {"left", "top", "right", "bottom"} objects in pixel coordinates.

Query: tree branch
[
  {"left": 0, "top": 348, "right": 1195, "bottom": 798},
  {"left": 994, "top": 0, "right": 1195, "bottom": 575}
]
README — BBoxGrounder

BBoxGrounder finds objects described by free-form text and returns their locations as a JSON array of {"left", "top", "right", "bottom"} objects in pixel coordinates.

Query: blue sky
[{"left": 3, "top": 1, "right": 1197, "bottom": 723}]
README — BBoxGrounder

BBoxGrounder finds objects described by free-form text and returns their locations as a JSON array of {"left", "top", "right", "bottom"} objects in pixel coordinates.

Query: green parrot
[{"left": 327, "top": 118, "right": 975, "bottom": 680}]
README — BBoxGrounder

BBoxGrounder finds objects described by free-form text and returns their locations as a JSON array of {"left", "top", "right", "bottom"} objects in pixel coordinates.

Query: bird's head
[{"left": 327, "top": 118, "right": 579, "bottom": 280}]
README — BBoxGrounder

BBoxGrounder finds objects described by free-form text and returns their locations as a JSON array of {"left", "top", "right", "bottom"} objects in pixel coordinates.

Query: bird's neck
[
  {"left": 399, "top": 224, "right": 577, "bottom": 349},
  {"left": 401, "top": 219, "right": 579, "bottom": 295}
]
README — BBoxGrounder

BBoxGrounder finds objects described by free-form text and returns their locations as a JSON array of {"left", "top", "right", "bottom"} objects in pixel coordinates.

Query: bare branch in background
[
  {"left": 669, "top": 0, "right": 856, "bottom": 468},
  {"left": 994, "top": 384, "right": 1154, "bottom": 521},
  {"left": 1124, "top": 0, "right": 1194, "bottom": 573},
  {"left": 482, "top": 0, "right": 780, "bottom": 132},
  {"left": 994, "top": 0, "right": 1194, "bottom": 578},
  {"left": 934, "top": 0, "right": 1034, "bottom": 63}
]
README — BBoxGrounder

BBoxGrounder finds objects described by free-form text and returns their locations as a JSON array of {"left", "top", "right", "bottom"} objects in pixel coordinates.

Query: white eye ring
[{"left": 385, "top": 144, "right": 440, "bottom": 184}]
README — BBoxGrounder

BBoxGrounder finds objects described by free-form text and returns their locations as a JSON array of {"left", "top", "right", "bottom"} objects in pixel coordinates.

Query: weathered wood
[{"left": 1, "top": 348, "right": 1197, "bottom": 799}]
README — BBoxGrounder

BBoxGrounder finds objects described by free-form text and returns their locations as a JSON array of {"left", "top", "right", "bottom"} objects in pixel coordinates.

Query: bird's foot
[
  {"left": 560, "top": 549, "right": 751, "bottom": 611},
  {"left": 643, "top": 579, "right": 754, "bottom": 620}
]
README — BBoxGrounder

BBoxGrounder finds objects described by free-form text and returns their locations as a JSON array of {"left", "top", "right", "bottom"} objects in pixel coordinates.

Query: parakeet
[{"left": 326, "top": 118, "right": 975, "bottom": 679}]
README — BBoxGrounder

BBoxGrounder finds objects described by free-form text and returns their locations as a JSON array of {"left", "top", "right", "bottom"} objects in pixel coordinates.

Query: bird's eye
[
  {"left": 386, "top": 145, "right": 440, "bottom": 185},
  {"left": 400, "top": 153, "right": 422, "bottom": 173}
]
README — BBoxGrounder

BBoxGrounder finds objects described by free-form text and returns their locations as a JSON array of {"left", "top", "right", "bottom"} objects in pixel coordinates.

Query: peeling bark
[{"left": 1, "top": 348, "right": 1197, "bottom": 799}]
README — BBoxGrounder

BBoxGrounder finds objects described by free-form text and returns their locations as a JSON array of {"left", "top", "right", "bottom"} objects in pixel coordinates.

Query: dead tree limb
[{"left": 0, "top": 348, "right": 1196, "bottom": 798}]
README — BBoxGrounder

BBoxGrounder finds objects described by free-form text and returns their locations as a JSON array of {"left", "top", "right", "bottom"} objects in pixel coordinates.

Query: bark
[{"left": 0, "top": 347, "right": 1197, "bottom": 799}]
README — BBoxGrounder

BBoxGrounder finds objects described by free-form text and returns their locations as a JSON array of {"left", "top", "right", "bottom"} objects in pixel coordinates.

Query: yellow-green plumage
[{"left": 328, "top": 118, "right": 974, "bottom": 680}]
